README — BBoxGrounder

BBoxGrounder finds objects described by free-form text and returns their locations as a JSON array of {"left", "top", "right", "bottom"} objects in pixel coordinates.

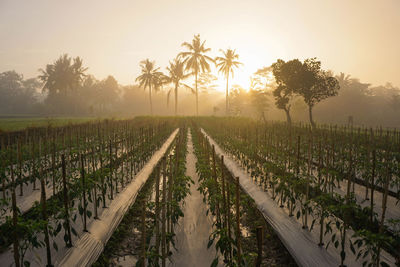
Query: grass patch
[{"left": 0, "top": 117, "right": 120, "bottom": 131}]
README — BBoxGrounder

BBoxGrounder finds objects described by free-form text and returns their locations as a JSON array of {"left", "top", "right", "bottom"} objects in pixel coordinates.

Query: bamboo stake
[
  {"left": 162, "top": 158, "right": 167, "bottom": 267},
  {"left": 81, "top": 154, "right": 88, "bottom": 232},
  {"left": 51, "top": 136, "right": 56, "bottom": 196},
  {"left": 11, "top": 164, "right": 20, "bottom": 267},
  {"left": 221, "top": 156, "right": 227, "bottom": 229},
  {"left": 109, "top": 140, "right": 113, "bottom": 200},
  {"left": 92, "top": 145, "right": 98, "bottom": 219},
  {"left": 167, "top": 154, "right": 173, "bottom": 253},
  {"left": 141, "top": 198, "right": 146, "bottom": 267},
  {"left": 61, "top": 154, "right": 72, "bottom": 247},
  {"left": 40, "top": 139, "right": 53, "bottom": 267},
  {"left": 155, "top": 166, "right": 160, "bottom": 262},
  {"left": 235, "top": 176, "right": 241, "bottom": 266},
  {"left": 17, "top": 140, "right": 23, "bottom": 196},
  {"left": 256, "top": 226, "right": 263, "bottom": 267}
]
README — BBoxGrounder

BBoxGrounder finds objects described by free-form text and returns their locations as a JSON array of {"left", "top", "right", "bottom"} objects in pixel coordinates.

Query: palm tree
[
  {"left": 135, "top": 59, "right": 164, "bottom": 115},
  {"left": 39, "top": 54, "right": 87, "bottom": 96},
  {"left": 39, "top": 54, "right": 87, "bottom": 114},
  {"left": 215, "top": 49, "right": 242, "bottom": 115},
  {"left": 165, "top": 57, "right": 191, "bottom": 115},
  {"left": 336, "top": 72, "right": 353, "bottom": 88},
  {"left": 179, "top": 34, "right": 214, "bottom": 116}
]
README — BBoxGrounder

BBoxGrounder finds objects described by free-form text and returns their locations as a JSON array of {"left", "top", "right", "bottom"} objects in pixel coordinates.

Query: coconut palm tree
[
  {"left": 215, "top": 49, "right": 242, "bottom": 115},
  {"left": 39, "top": 54, "right": 87, "bottom": 114},
  {"left": 39, "top": 54, "right": 87, "bottom": 96},
  {"left": 165, "top": 57, "right": 191, "bottom": 115},
  {"left": 179, "top": 34, "right": 214, "bottom": 116},
  {"left": 135, "top": 59, "right": 164, "bottom": 115},
  {"left": 336, "top": 72, "right": 353, "bottom": 87}
]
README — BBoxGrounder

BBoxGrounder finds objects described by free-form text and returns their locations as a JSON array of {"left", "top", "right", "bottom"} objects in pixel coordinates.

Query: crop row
[
  {"left": 0, "top": 117, "right": 178, "bottom": 267},
  {"left": 191, "top": 124, "right": 297, "bottom": 266},
  {"left": 195, "top": 117, "right": 399, "bottom": 267}
]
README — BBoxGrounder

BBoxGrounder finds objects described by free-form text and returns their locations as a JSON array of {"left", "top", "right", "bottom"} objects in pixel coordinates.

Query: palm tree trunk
[
  {"left": 308, "top": 105, "right": 315, "bottom": 128},
  {"left": 226, "top": 75, "right": 229, "bottom": 116},
  {"left": 149, "top": 84, "right": 153, "bottom": 115},
  {"left": 174, "top": 82, "right": 178, "bottom": 116},
  {"left": 195, "top": 71, "right": 198, "bottom": 116}
]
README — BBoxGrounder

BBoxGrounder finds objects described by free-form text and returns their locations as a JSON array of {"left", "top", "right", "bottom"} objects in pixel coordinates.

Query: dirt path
[{"left": 168, "top": 129, "right": 217, "bottom": 267}]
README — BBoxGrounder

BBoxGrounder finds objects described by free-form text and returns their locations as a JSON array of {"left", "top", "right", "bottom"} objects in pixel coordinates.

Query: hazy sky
[{"left": 1, "top": 0, "right": 399, "bottom": 90}]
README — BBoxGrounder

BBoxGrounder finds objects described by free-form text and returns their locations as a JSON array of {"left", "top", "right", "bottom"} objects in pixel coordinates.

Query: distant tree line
[
  {"left": 229, "top": 66, "right": 400, "bottom": 127},
  {"left": 1, "top": 35, "right": 399, "bottom": 127}
]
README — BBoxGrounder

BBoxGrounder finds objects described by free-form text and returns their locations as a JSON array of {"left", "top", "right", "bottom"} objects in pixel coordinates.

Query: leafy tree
[
  {"left": 229, "top": 85, "right": 248, "bottom": 116},
  {"left": 271, "top": 59, "right": 303, "bottom": 124},
  {"left": 165, "top": 57, "right": 191, "bottom": 115},
  {"left": 97, "top": 76, "right": 120, "bottom": 114},
  {"left": 135, "top": 59, "right": 164, "bottom": 115},
  {"left": 250, "top": 67, "right": 274, "bottom": 122},
  {"left": 249, "top": 88, "right": 269, "bottom": 122},
  {"left": 252, "top": 66, "right": 275, "bottom": 90},
  {"left": 179, "top": 34, "right": 214, "bottom": 115},
  {"left": 391, "top": 94, "right": 400, "bottom": 111},
  {"left": 215, "top": 49, "right": 242, "bottom": 115},
  {"left": 0, "top": 71, "right": 39, "bottom": 114},
  {"left": 297, "top": 58, "right": 340, "bottom": 128}
]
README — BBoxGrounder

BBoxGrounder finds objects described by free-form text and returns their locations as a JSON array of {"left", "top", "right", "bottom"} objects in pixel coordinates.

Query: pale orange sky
[{"left": 0, "top": 0, "right": 399, "bottom": 90}]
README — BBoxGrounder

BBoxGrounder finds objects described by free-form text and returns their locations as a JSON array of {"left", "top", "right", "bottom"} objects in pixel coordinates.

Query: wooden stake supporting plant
[
  {"left": 40, "top": 167, "right": 53, "bottom": 267},
  {"left": 155, "top": 165, "right": 160, "bottom": 262},
  {"left": 377, "top": 145, "right": 391, "bottom": 265},
  {"left": 141, "top": 198, "right": 146, "bottom": 267},
  {"left": 11, "top": 165, "right": 20, "bottom": 267},
  {"left": 221, "top": 156, "right": 227, "bottom": 229},
  {"left": 370, "top": 147, "right": 376, "bottom": 224},
  {"left": 167, "top": 154, "right": 173, "bottom": 253},
  {"left": 91, "top": 145, "right": 98, "bottom": 219},
  {"left": 81, "top": 154, "right": 88, "bottom": 232},
  {"left": 1, "top": 145, "right": 5, "bottom": 200},
  {"left": 61, "top": 154, "right": 72, "bottom": 247},
  {"left": 226, "top": 161, "right": 232, "bottom": 261},
  {"left": 212, "top": 145, "right": 221, "bottom": 225},
  {"left": 256, "top": 226, "right": 263, "bottom": 267},
  {"left": 39, "top": 139, "right": 53, "bottom": 267},
  {"left": 235, "top": 176, "right": 241, "bottom": 266},
  {"left": 162, "top": 157, "right": 167, "bottom": 267},
  {"left": 99, "top": 144, "right": 106, "bottom": 208},
  {"left": 17, "top": 140, "right": 23, "bottom": 197},
  {"left": 31, "top": 139, "right": 37, "bottom": 191},
  {"left": 51, "top": 137, "right": 56, "bottom": 196},
  {"left": 109, "top": 140, "right": 113, "bottom": 200}
]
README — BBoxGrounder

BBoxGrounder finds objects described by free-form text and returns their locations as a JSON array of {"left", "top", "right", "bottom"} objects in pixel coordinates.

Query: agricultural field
[
  {"left": 0, "top": 117, "right": 399, "bottom": 267},
  {"left": 0, "top": 117, "right": 104, "bottom": 132},
  {"left": 3, "top": 0, "right": 400, "bottom": 266}
]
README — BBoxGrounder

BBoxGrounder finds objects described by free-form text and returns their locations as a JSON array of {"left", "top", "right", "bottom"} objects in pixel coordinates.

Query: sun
[{"left": 214, "top": 60, "right": 262, "bottom": 92}]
